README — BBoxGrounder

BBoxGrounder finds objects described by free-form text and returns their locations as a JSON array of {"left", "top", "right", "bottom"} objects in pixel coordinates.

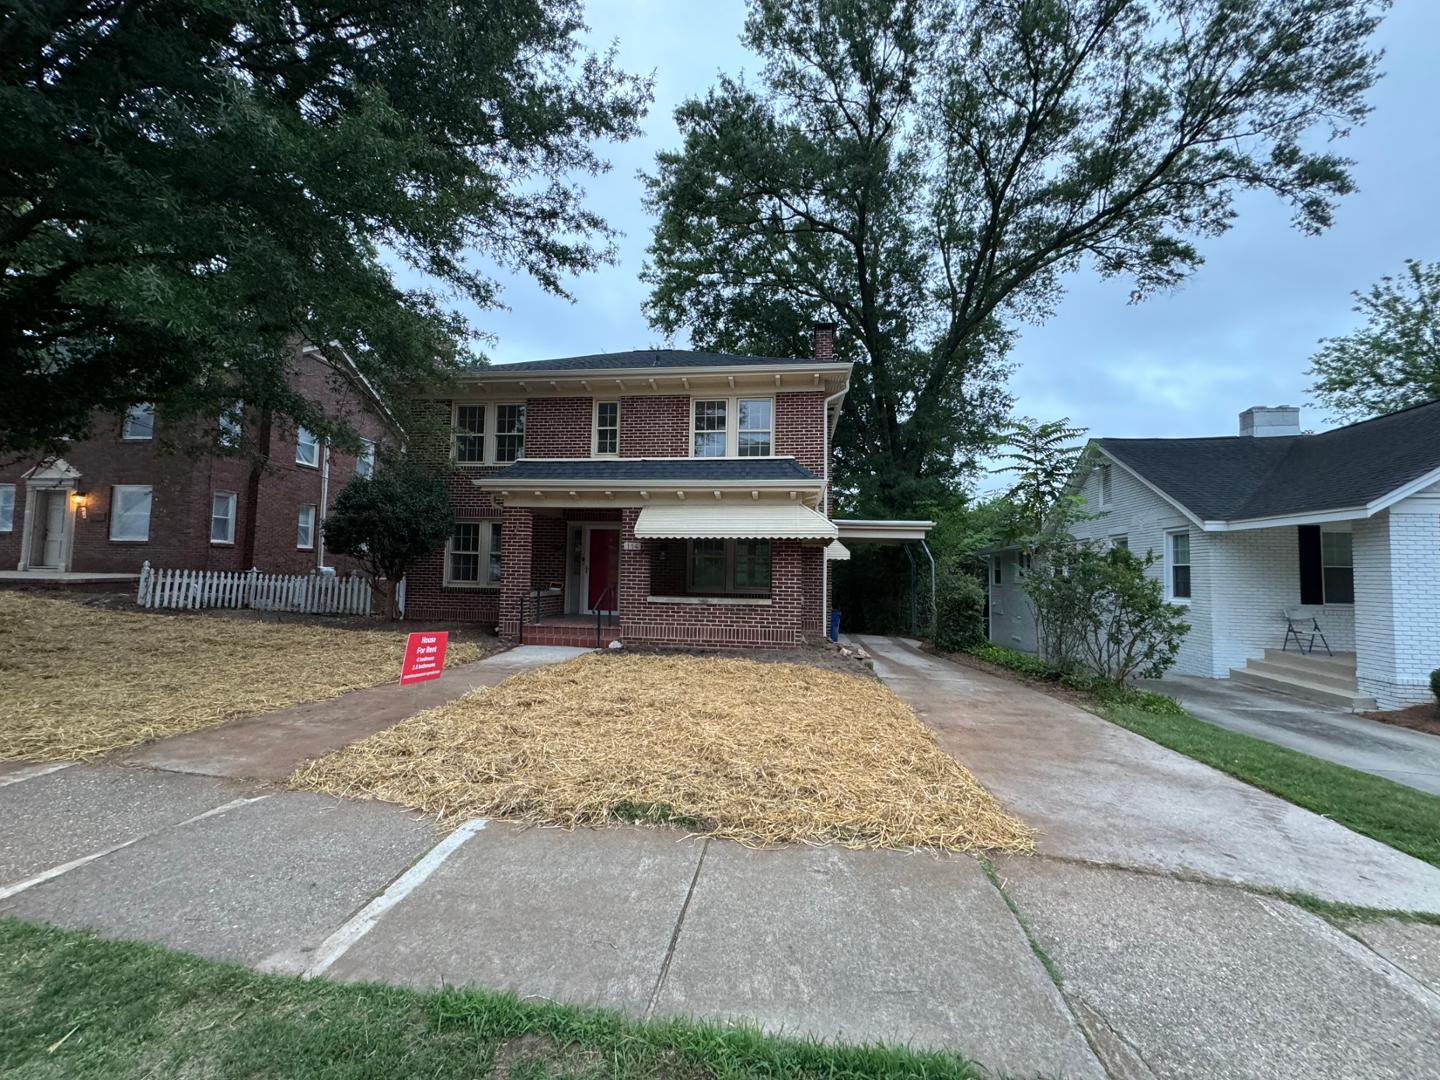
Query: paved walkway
[
  {"left": 1148, "top": 673, "right": 1440, "bottom": 795},
  {"left": 4, "top": 639, "right": 1440, "bottom": 1078}
]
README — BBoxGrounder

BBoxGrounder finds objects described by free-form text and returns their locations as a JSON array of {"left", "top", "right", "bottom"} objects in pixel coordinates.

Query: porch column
[
  {"left": 498, "top": 506, "right": 533, "bottom": 638},
  {"left": 1355, "top": 508, "right": 1440, "bottom": 709},
  {"left": 617, "top": 507, "right": 647, "bottom": 637}
]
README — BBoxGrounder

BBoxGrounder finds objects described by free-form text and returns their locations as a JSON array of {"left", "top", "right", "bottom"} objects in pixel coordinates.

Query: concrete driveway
[{"left": 1149, "top": 673, "right": 1440, "bottom": 795}]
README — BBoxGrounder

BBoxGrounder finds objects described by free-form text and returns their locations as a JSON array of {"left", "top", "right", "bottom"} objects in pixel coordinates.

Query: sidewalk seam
[{"left": 644, "top": 836, "right": 709, "bottom": 1020}]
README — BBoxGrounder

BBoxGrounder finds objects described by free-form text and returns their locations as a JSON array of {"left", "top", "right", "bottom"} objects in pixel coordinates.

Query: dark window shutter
[{"left": 1297, "top": 526, "right": 1323, "bottom": 604}]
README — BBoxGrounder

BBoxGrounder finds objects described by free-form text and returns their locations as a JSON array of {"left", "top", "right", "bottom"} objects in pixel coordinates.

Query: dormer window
[{"left": 692, "top": 397, "right": 773, "bottom": 457}]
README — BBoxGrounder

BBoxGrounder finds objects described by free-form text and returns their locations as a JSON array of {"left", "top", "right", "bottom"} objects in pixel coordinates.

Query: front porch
[{"left": 1229, "top": 649, "right": 1376, "bottom": 711}]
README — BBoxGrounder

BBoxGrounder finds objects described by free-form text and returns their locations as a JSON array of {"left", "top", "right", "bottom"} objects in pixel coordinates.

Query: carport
[{"left": 830, "top": 519, "right": 936, "bottom": 636}]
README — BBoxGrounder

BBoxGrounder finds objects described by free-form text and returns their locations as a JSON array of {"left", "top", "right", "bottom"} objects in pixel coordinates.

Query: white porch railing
[{"left": 136, "top": 561, "right": 380, "bottom": 615}]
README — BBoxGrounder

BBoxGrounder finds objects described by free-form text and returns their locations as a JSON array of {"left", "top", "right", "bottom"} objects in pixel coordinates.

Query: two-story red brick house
[
  {"left": 0, "top": 345, "right": 393, "bottom": 580},
  {"left": 404, "top": 325, "right": 851, "bottom": 647}
]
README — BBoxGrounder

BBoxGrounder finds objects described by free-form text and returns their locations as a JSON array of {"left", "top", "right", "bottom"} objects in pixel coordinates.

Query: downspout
[
  {"left": 820, "top": 385, "right": 847, "bottom": 634},
  {"left": 317, "top": 440, "right": 330, "bottom": 570}
]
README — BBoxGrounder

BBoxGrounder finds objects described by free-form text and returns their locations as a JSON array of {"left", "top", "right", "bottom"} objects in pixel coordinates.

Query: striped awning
[
  {"left": 633, "top": 503, "right": 839, "bottom": 540},
  {"left": 825, "top": 540, "right": 851, "bottom": 560}
]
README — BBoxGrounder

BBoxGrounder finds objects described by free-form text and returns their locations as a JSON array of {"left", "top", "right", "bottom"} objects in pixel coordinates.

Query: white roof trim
[
  {"left": 1088, "top": 445, "right": 1207, "bottom": 529},
  {"left": 634, "top": 503, "right": 838, "bottom": 540},
  {"left": 832, "top": 519, "right": 934, "bottom": 542}
]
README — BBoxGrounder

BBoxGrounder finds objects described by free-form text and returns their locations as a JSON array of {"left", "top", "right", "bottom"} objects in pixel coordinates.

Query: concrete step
[
  {"left": 1261, "top": 648, "right": 1356, "bottom": 675},
  {"left": 1243, "top": 658, "right": 1361, "bottom": 692},
  {"left": 1229, "top": 667, "right": 1377, "bottom": 712}
]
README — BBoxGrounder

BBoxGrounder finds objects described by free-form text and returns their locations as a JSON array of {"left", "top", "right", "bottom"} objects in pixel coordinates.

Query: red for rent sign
[{"left": 400, "top": 631, "right": 448, "bottom": 685}]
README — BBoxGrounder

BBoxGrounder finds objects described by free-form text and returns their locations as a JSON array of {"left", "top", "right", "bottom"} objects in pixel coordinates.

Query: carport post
[
  {"left": 904, "top": 544, "right": 918, "bottom": 634},
  {"left": 920, "top": 538, "right": 936, "bottom": 638}
]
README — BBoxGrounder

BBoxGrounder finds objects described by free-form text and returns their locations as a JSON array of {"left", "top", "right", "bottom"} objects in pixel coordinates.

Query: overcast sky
[{"left": 473, "top": 0, "right": 1440, "bottom": 449}]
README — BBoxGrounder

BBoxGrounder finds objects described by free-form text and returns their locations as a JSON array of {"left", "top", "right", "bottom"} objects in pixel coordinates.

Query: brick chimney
[
  {"left": 812, "top": 321, "right": 836, "bottom": 361},
  {"left": 1238, "top": 406, "right": 1301, "bottom": 437}
]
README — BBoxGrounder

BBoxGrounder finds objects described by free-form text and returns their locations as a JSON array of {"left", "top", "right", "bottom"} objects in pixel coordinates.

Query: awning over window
[
  {"left": 633, "top": 503, "right": 839, "bottom": 540},
  {"left": 825, "top": 540, "right": 851, "bottom": 560}
]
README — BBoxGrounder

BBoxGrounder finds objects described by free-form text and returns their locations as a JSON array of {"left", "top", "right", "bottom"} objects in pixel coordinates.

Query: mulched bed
[
  {"left": 621, "top": 637, "right": 877, "bottom": 679},
  {"left": 1359, "top": 703, "right": 1440, "bottom": 737},
  {"left": 292, "top": 651, "right": 1033, "bottom": 853}
]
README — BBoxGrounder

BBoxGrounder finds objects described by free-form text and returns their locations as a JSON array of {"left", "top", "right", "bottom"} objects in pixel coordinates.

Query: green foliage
[
  {"left": 324, "top": 458, "right": 453, "bottom": 619},
  {"left": 1309, "top": 260, "right": 1440, "bottom": 422},
  {"left": 1, "top": 0, "right": 651, "bottom": 457},
  {"left": 1024, "top": 544, "right": 1190, "bottom": 684},
  {"left": 933, "top": 566, "right": 986, "bottom": 652},
  {"left": 643, "top": 0, "right": 1385, "bottom": 513},
  {"left": 968, "top": 643, "right": 1055, "bottom": 679},
  {"left": 1430, "top": 668, "right": 1440, "bottom": 704},
  {"left": 993, "top": 416, "right": 1087, "bottom": 542}
]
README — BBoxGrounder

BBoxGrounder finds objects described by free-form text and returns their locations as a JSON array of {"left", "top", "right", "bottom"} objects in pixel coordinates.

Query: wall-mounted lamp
[{"left": 70, "top": 490, "right": 89, "bottom": 519}]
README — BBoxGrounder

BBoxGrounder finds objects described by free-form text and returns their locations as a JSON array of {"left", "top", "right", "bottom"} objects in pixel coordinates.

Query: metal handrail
[{"left": 594, "top": 584, "right": 616, "bottom": 648}]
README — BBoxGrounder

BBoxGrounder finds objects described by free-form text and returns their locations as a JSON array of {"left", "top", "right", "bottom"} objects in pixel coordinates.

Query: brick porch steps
[
  {"left": 1229, "top": 649, "right": 1377, "bottom": 712},
  {"left": 520, "top": 621, "right": 618, "bottom": 649}
]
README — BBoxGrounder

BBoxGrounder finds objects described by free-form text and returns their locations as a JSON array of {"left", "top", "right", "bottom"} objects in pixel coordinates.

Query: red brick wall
[
  {"left": 525, "top": 398, "right": 591, "bottom": 457},
  {"left": 775, "top": 391, "right": 826, "bottom": 477},
  {"left": 617, "top": 508, "right": 819, "bottom": 647},
  {"left": 0, "top": 349, "right": 388, "bottom": 576},
  {"left": 620, "top": 395, "right": 688, "bottom": 457}
]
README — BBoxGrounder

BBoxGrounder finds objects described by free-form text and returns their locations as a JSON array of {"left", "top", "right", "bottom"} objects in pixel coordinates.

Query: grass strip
[
  {"left": 1097, "top": 702, "right": 1440, "bottom": 871},
  {"left": 0, "top": 918, "right": 985, "bottom": 1079}
]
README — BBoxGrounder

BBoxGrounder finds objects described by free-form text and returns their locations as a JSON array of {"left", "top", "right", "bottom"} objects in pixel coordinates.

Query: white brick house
[{"left": 986, "top": 402, "right": 1440, "bottom": 711}]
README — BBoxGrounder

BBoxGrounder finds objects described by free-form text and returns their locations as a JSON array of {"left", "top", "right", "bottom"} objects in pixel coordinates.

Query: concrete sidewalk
[
  {"left": 3, "top": 763, "right": 1438, "bottom": 1079},
  {"left": 118, "top": 644, "right": 590, "bottom": 780},
  {"left": 1149, "top": 673, "right": 1440, "bottom": 795}
]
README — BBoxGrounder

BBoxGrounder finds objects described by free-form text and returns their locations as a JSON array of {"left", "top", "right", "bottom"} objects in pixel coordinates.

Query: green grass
[
  {"left": 1098, "top": 702, "right": 1440, "bottom": 871},
  {"left": 0, "top": 919, "right": 984, "bottom": 1079}
]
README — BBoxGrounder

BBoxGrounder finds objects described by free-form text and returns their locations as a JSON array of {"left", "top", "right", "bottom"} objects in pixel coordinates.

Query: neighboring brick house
[
  {"left": 403, "top": 326, "right": 853, "bottom": 647},
  {"left": 0, "top": 345, "right": 393, "bottom": 579},
  {"left": 986, "top": 402, "right": 1440, "bottom": 711}
]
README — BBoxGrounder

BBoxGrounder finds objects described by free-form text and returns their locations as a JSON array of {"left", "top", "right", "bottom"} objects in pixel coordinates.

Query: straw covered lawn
[
  {"left": 291, "top": 652, "right": 1033, "bottom": 853},
  {"left": 0, "top": 592, "right": 482, "bottom": 762}
]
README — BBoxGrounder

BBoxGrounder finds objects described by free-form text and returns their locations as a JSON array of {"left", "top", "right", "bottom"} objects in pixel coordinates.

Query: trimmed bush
[
  {"left": 933, "top": 566, "right": 987, "bottom": 652},
  {"left": 1430, "top": 668, "right": 1440, "bottom": 703}
]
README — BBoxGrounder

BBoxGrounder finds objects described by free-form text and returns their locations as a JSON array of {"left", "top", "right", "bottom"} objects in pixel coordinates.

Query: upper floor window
[
  {"left": 452, "top": 403, "right": 524, "bottom": 464},
  {"left": 495, "top": 404, "right": 525, "bottom": 462},
  {"left": 356, "top": 439, "right": 376, "bottom": 478},
  {"left": 454, "top": 405, "right": 486, "bottom": 463},
  {"left": 296, "top": 427, "right": 319, "bottom": 468},
  {"left": 218, "top": 405, "right": 243, "bottom": 449},
  {"left": 1098, "top": 463, "right": 1113, "bottom": 506},
  {"left": 122, "top": 403, "right": 154, "bottom": 441},
  {"left": 594, "top": 401, "right": 619, "bottom": 456},
  {"left": 692, "top": 397, "right": 773, "bottom": 457}
]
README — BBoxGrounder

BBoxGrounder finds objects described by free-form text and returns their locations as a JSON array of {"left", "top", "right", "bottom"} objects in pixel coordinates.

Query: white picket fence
[{"left": 137, "top": 561, "right": 378, "bottom": 615}]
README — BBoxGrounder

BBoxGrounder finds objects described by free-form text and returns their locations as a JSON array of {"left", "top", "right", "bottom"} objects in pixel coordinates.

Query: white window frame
[
  {"left": 445, "top": 519, "right": 503, "bottom": 588},
  {"left": 0, "top": 484, "right": 13, "bottom": 532},
  {"left": 494, "top": 403, "right": 526, "bottom": 462},
  {"left": 451, "top": 402, "right": 525, "bottom": 465},
  {"left": 297, "top": 504, "right": 316, "bottom": 550},
  {"left": 1098, "top": 463, "right": 1113, "bottom": 507},
  {"left": 685, "top": 538, "right": 772, "bottom": 595},
  {"left": 1166, "top": 529, "right": 1191, "bottom": 603},
  {"left": 1320, "top": 529, "right": 1355, "bottom": 605},
  {"left": 355, "top": 439, "right": 377, "bottom": 478},
  {"left": 1110, "top": 534, "right": 1129, "bottom": 550},
  {"left": 296, "top": 427, "right": 320, "bottom": 468},
  {"left": 210, "top": 491, "right": 237, "bottom": 545},
  {"left": 109, "top": 485, "right": 153, "bottom": 542},
  {"left": 690, "top": 396, "right": 775, "bottom": 458},
  {"left": 593, "top": 401, "right": 620, "bottom": 457},
  {"left": 121, "top": 403, "right": 155, "bottom": 441}
]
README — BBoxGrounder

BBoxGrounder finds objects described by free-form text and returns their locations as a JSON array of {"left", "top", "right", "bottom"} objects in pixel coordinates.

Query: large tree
[
  {"left": 1308, "top": 259, "right": 1440, "bottom": 421},
  {"left": 643, "top": 0, "right": 1386, "bottom": 515},
  {"left": 1, "top": 0, "right": 649, "bottom": 457}
]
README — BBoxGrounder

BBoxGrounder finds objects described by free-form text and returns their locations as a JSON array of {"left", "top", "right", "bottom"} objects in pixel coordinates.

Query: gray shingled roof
[
  {"left": 484, "top": 349, "right": 844, "bottom": 373},
  {"left": 477, "top": 457, "right": 821, "bottom": 483},
  {"left": 1097, "top": 399, "right": 1440, "bottom": 522}
]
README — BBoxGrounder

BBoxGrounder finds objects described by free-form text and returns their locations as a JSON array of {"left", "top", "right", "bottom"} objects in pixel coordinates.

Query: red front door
[{"left": 587, "top": 528, "right": 619, "bottom": 612}]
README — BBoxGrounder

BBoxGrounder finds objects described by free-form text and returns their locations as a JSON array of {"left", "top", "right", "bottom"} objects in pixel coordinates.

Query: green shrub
[
  {"left": 932, "top": 566, "right": 987, "bottom": 652},
  {"left": 1431, "top": 669, "right": 1440, "bottom": 703}
]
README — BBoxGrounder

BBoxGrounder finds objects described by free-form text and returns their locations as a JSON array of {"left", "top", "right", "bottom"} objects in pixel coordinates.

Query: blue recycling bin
[{"left": 829, "top": 609, "right": 841, "bottom": 643}]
